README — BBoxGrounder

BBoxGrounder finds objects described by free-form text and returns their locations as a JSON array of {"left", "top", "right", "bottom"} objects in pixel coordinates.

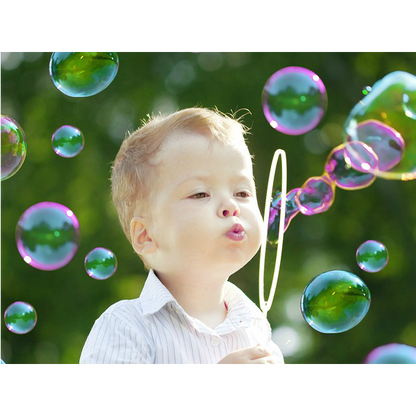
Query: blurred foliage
[{"left": 2, "top": 52, "right": 416, "bottom": 364}]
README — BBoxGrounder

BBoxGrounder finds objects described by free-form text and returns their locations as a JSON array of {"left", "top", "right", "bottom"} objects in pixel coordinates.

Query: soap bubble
[
  {"left": 295, "top": 175, "right": 335, "bottom": 215},
  {"left": 262, "top": 66, "right": 327, "bottom": 135},
  {"left": 4, "top": 301, "right": 37, "bottom": 334},
  {"left": 356, "top": 240, "right": 389, "bottom": 273},
  {"left": 52, "top": 125, "right": 84, "bottom": 158},
  {"left": 1, "top": 115, "right": 27, "bottom": 181},
  {"left": 301, "top": 270, "right": 371, "bottom": 334},
  {"left": 363, "top": 343, "right": 416, "bottom": 364},
  {"left": 324, "top": 142, "right": 377, "bottom": 190},
  {"left": 347, "top": 120, "right": 404, "bottom": 173},
  {"left": 49, "top": 52, "right": 119, "bottom": 98},
  {"left": 344, "top": 71, "right": 416, "bottom": 180},
  {"left": 85, "top": 247, "right": 117, "bottom": 280},
  {"left": 16, "top": 202, "right": 80, "bottom": 271},
  {"left": 268, "top": 188, "right": 301, "bottom": 242}
]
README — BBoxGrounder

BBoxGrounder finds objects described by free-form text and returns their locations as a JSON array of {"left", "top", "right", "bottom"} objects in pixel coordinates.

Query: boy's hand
[{"left": 217, "top": 344, "right": 277, "bottom": 364}]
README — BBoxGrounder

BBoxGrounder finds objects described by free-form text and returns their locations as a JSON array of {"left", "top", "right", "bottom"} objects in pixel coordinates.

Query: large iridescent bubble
[
  {"left": 16, "top": 202, "right": 80, "bottom": 271},
  {"left": 49, "top": 52, "right": 119, "bottom": 98},
  {"left": 262, "top": 66, "right": 327, "bottom": 135},
  {"left": 1, "top": 115, "right": 27, "bottom": 181},
  {"left": 301, "top": 270, "right": 371, "bottom": 334},
  {"left": 344, "top": 71, "right": 416, "bottom": 180}
]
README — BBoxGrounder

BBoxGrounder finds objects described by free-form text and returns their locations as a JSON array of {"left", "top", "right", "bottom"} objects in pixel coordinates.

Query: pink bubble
[{"left": 295, "top": 175, "right": 335, "bottom": 216}]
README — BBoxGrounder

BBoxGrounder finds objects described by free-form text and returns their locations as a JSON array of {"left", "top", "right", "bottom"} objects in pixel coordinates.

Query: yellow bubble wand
[{"left": 259, "top": 149, "right": 287, "bottom": 317}]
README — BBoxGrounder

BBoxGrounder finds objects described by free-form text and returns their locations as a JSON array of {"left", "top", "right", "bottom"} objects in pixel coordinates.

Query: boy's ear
[{"left": 130, "top": 217, "right": 158, "bottom": 255}]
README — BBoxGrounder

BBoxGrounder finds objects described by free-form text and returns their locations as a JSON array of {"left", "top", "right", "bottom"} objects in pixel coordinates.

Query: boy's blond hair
[{"left": 110, "top": 107, "right": 251, "bottom": 259}]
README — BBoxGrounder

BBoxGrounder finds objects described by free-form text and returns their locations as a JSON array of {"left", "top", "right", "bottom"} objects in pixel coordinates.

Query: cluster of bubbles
[
  {"left": 299, "top": 241, "right": 388, "bottom": 336},
  {"left": 13, "top": 201, "right": 118, "bottom": 278},
  {"left": 265, "top": 70, "right": 416, "bottom": 239},
  {"left": 1, "top": 52, "right": 119, "bottom": 179},
  {"left": 2, "top": 53, "right": 120, "bottom": 348},
  {"left": 2, "top": 59, "right": 414, "bottom": 364},
  {"left": 262, "top": 66, "right": 416, "bottom": 363}
]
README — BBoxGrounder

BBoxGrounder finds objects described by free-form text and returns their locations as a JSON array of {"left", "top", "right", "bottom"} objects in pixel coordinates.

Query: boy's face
[{"left": 143, "top": 130, "right": 264, "bottom": 280}]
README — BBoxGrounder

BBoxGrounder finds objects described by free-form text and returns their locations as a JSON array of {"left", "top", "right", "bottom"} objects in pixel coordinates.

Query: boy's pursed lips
[{"left": 225, "top": 223, "right": 246, "bottom": 242}]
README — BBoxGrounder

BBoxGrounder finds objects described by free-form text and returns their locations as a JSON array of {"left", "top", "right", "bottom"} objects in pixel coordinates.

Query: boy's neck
[{"left": 154, "top": 269, "right": 229, "bottom": 330}]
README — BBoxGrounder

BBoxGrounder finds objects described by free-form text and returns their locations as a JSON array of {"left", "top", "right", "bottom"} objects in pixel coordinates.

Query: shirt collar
[
  {"left": 140, "top": 270, "right": 254, "bottom": 330},
  {"left": 140, "top": 269, "right": 177, "bottom": 317}
]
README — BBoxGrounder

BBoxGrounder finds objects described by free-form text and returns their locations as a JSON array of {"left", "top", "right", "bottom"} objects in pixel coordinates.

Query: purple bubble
[
  {"left": 295, "top": 175, "right": 335, "bottom": 216},
  {"left": 346, "top": 120, "right": 404, "bottom": 173},
  {"left": 325, "top": 142, "right": 377, "bottom": 190},
  {"left": 262, "top": 66, "right": 327, "bottom": 135},
  {"left": 16, "top": 202, "right": 80, "bottom": 271},
  {"left": 268, "top": 188, "right": 301, "bottom": 242}
]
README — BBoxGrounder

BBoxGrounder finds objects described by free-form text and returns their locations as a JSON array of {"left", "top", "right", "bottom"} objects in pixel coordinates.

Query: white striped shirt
[{"left": 79, "top": 270, "right": 284, "bottom": 364}]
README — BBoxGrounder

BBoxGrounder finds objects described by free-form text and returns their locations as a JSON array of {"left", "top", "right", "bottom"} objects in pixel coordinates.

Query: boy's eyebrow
[
  {"left": 176, "top": 172, "right": 211, "bottom": 188},
  {"left": 176, "top": 172, "right": 255, "bottom": 188}
]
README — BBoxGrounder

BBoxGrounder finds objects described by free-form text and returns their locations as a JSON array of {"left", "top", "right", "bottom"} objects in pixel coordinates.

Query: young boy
[{"left": 80, "top": 107, "right": 284, "bottom": 364}]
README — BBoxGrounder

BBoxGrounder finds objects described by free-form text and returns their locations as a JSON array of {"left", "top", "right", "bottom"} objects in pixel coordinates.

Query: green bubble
[
  {"left": 301, "top": 270, "right": 371, "bottom": 334},
  {"left": 49, "top": 52, "right": 119, "bottom": 97}
]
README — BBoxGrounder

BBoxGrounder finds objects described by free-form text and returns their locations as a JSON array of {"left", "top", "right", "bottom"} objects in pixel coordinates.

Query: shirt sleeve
[{"left": 79, "top": 314, "right": 154, "bottom": 364}]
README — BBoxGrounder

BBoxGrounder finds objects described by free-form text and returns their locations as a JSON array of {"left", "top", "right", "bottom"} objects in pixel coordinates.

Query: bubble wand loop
[{"left": 259, "top": 149, "right": 287, "bottom": 318}]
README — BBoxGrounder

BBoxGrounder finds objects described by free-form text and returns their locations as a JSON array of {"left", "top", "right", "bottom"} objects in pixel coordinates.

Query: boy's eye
[
  {"left": 235, "top": 191, "right": 251, "bottom": 198},
  {"left": 190, "top": 192, "right": 210, "bottom": 199}
]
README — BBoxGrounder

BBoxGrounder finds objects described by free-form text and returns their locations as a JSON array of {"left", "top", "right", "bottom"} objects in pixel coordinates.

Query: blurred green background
[{"left": 2, "top": 52, "right": 416, "bottom": 364}]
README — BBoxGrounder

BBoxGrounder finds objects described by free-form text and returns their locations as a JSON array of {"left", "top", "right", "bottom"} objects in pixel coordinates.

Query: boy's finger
[
  {"left": 247, "top": 344, "right": 272, "bottom": 360},
  {"left": 250, "top": 355, "right": 277, "bottom": 364}
]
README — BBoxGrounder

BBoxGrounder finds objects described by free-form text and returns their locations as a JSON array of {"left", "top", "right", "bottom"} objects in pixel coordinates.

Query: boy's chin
[{"left": 208, "top": 255, "right": 253, "bottom": 277}]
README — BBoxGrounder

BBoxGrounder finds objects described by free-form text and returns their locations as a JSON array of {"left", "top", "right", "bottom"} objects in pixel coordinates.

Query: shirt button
[{"left": 210, "top": 337, "right": 221, "bottom": 347}]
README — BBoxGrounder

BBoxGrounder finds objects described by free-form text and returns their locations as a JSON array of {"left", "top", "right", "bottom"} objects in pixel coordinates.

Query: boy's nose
[
  {"left": 219, "top": 203, "right": 240, "bottom": 218},
  {"left": 222, "top": 209, "right": 238, "bottom": 217}
]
